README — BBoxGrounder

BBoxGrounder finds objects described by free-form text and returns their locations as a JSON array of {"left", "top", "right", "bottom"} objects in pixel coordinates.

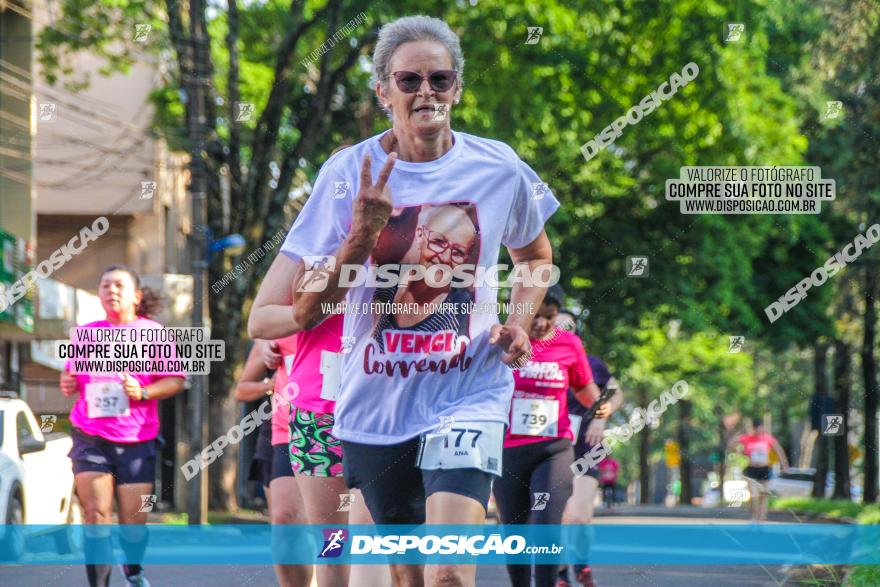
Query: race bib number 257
[{"left": 85, "top": 381, "right": 130, "bottom": 418}]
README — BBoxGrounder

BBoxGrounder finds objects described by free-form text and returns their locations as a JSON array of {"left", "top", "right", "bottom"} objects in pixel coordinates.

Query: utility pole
[{"left": 186, "top": 0, "right": 210, "bottom": 525}]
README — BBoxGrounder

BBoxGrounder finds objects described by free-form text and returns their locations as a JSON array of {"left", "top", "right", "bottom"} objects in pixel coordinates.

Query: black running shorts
[{"left": 342, "top": 437, "right": 494, "bottom": 525}]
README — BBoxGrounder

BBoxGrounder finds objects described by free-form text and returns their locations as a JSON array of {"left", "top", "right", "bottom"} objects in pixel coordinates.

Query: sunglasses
[{"left": 389, "top": 70, "right": 458, "bottom": 93}]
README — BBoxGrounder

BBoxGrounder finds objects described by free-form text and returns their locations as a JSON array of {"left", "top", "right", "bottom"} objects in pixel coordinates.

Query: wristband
[
  {"left": 263, "top": 377, "right": 273, "bottom": 395},
  {"left": 140, "top": 386, "right": 149, "bottom": 401}
]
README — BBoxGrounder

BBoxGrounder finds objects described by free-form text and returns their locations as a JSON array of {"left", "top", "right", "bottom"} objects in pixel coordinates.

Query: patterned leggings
[{"left": 288, "top": 407, "right": 343, "bottom": 477}]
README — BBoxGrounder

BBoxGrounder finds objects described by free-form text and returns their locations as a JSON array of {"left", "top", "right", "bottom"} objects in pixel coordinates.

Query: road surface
[{"left": 0, "top": 507, "right": 840, "bottom": 586}]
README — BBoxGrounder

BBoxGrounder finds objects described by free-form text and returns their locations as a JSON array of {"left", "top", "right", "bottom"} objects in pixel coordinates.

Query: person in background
[
  {"left": 556, "top": 309, "right": 623, "bottom": 587},
  {"left": 493, "top": 290, "right": 599, "bottom": 587},
  {"left": 730, "top": 417, "right": 789, "bottom": 522},
  {"left": 59, "top": 265, "right": 187, "bottom": 587},
  {"left": 251, "top": 262, "right": 386, "bottom": 587},
  {"left": 234, "top": 340, "right": 276, "bottom": 505},
  {"left": 234, "top": 338, "right": 312, "bottom": 586},
  {"left": 598, "top": 456, "right": 620, "bottom": 509}
]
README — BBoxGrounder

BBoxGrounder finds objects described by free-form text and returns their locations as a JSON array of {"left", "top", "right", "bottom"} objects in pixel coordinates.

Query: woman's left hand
[
  {"left": 489, "top": 324, "right": 531, "bottom": 366},
  {"left": 120, "top": 373, "right": 144, "bottom": 400}
]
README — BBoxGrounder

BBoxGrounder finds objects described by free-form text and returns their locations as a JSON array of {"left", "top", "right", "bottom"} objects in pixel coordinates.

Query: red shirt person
[
  {"left": 733, "top": 417, "right": 789, "bottom": 481},
  {"left": 598, "top": 457, "right": 619, "bottom": 486}
]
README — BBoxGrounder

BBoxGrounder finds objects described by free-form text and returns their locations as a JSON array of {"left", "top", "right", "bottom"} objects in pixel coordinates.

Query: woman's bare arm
[
  {"left": 142, "top": 376, "right": 187, "bottom": 400},
  {"left": 572, "top": 381, "right": 601, "bottom": 409},
  {"left": 248, "top": 254, "right": 308, "bottom": 340},
  {"left": 234, "top": 340, "right": 275, "bottom": 402}
]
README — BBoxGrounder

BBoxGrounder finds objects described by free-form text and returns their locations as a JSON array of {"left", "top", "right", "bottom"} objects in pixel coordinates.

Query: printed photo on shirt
[{"left": 369, "top": 203, "right": 481, "bottom": 355}]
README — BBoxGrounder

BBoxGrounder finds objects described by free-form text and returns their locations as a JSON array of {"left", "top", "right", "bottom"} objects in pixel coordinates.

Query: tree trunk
[
  {"left": 832, "top": 339, "right": 852, "bottom": 500},
  {"left": 863, "top": 264, "right": 878, "bottom": 503},
  {"left": 678, "top": 399, "right": 692, "bottom": 505},
  {"left": 779, "top": 403, "right": 792, "bottom": 465},
  {"left": 638, "top": 386, "right": 651, "bottom": 504},
  {"left": 207, "top": 319, "right": 246, "bottom": 512},
  {"left": 813, "top": 341, "right": 830, "bottom": 498},
  {"left": 717, "top": 404, "right": 726, "bottom": 503}
]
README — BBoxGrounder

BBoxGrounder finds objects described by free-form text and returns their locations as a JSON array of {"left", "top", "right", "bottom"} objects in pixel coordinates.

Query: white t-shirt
[{"left": 281, "top": 130, "right": 560, "bottom": 444}]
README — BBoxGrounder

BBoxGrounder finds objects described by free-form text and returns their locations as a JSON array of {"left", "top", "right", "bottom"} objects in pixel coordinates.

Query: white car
[
  {"left": 768, "top": 467, "right": 863, "bottom": 500},
  {"left": 0, "top": 394, "right": 81, "bottom": 560},
  {"left": 767, "top": 468, "right": 816, "bottom": 498}
]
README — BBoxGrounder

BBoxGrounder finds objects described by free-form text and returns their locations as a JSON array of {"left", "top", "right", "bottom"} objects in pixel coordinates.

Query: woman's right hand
[
  {"left": 60, "top": 371, "right": 78, "bottom": 397},
  {"left": 350, "top": 153, "right": 397, "bottom": 241}
]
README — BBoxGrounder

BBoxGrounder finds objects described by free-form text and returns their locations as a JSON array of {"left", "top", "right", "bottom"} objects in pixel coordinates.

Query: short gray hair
[{"left": 372, "top": 15, "right": 465, "bottom": 92}]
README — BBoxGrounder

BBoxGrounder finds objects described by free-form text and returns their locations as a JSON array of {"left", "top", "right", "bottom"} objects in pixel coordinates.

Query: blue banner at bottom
[{"left": 1, "top": 524, "right": 878, "bottom": 565}]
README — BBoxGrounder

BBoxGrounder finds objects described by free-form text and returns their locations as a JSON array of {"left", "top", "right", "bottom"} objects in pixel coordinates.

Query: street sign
[
  {"left": 0, "top": 230, "right": 34, "bottom": 333},
  {"left": 850, "top": 445, "right": 861, "bottom": 464},
  {"left": 665, "top": 440, "right": 681, "bottom": 468}
]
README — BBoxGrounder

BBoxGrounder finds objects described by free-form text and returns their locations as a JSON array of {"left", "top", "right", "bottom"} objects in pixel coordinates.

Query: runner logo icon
[
  {"left": 627, "top": 256, "right": 649, "bottom": 277},
  {"left": 725, "top": 23, "right": 745, "bottom": 42},
  {"left": 525, "top": 27, "right": 543, "bottom": 44},
  {"left": 822, "top": 414, "right": 844, "bottom": 436},
  {"left": 728, "top": 336, "right": 745, "bottom": 353},
  {"left": 337, "top": 494, "right": 355, "bottom": 512},
  {"left": 822, "top": 101, "right": 843, "bottom": 121},
  {"left": 138, "top": 494, "right": 157, "bottom": 513},
  {"left": 333, "top": 181, "right": 350, "bottom": 199},
  {"left": 39, "top": 415, "right": 57, "bottom": 432},
  {"left": 319, "top": 528, "right": 348, "bottom": 558},
  {"left": 532, "top": 492, "right": 550, "bottom": 511},
  {"left": 298, "top": 256, "right": 336, "bottom": 292}
]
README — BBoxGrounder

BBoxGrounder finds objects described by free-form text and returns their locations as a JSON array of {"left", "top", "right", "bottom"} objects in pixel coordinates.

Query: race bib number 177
[{"left": 417, "top": 421, "right": 504, "bottom": 476}]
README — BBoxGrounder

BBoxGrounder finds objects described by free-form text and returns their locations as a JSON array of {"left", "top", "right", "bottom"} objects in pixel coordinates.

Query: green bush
[
  {"left": 845, "top": 566, "right": 880, "bottom": 587},
  {"left": 769, "top": 498, "right": 880, "bottom": 586},
  {"left": 770, "top": 497, "right": 864, "bottom": 519}
]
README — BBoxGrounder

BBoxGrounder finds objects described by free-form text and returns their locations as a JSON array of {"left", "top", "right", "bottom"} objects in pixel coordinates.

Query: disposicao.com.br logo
[
  {"left": 296, "top": 257, "right": 560, "bottom": 292},
  {"left": 318, "top": 528, "right": 348, "bottom": 558},
  {"left": 341, "top": 533, "right": 561, "bottom": 556}
]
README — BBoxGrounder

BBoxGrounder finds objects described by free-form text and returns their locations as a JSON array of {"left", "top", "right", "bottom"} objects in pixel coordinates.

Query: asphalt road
[
  {"left": 0, "top": 562, "right": 801, "bottom": 586},
  {"left": 0, "top": 508, "right": 842, "bottom": 586}
]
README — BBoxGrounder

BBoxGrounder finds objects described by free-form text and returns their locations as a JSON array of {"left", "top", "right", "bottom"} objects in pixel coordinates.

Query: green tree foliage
[{"left": 37, "top": 0, "right": 875, "bottom": 506}]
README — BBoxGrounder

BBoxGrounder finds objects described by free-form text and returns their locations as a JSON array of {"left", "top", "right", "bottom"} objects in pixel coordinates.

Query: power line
[{"left": 0, "top": 68, "right": 152, "bottom": 133}]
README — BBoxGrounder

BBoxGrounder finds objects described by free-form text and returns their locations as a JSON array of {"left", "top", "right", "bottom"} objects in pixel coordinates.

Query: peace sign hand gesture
[{"left": 351, "top": 152, "right": 398, "bottom": 241}]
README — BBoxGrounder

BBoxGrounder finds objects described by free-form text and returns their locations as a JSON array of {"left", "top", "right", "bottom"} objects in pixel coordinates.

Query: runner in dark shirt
[{"left": 557, "top": 310, "right": 624, "bottom": 587}]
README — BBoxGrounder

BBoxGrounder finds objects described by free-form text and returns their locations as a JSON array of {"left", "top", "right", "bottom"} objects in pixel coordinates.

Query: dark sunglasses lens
[
  {"left": 430, "top": 72, "right": 455, "bottom": 91},
  {"left": 397, "top": 73, "right": 422, "bottom": 92}
]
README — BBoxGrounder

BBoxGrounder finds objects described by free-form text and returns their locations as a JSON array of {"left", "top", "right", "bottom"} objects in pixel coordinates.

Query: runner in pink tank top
[
  {"left": 250, "top": 236, "right": 381, "bottom": 587},
  {"left": 492, "top": 289, "right": 602, "bottom": 587}
]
